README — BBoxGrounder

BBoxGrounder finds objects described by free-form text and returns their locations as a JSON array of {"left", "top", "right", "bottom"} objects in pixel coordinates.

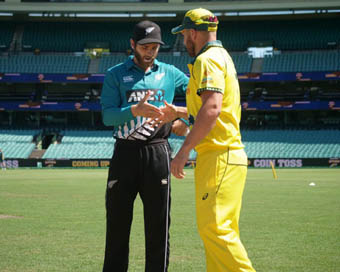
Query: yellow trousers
[{"left": 195, "top": 148, "right": 256, "bottom": 272}]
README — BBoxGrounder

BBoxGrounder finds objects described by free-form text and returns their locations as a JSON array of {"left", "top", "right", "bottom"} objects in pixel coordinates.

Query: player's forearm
[
  {"left": 174, "top": 106, "right": 188, "bottom": 120},
  {"left": 179, "top": 103, "right": 219, "bottom": 153},
  {"left": 101, "top": 105, "right": 134, "bottom": 126}
]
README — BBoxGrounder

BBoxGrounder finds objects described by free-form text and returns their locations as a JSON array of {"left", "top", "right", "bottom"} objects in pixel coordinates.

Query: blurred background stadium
[{"left": 0, "top": 0, "right": 339, "bottom": 168}]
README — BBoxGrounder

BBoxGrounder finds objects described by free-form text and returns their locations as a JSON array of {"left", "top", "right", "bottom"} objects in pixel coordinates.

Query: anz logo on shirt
[{"left": 126, "top": 89, "right": 165, "bottom": 103}]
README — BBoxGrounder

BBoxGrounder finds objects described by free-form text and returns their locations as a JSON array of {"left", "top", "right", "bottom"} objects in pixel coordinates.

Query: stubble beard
[
  {"left": 185, "top": 37, "right": 196, "bottom": 58},
  {"left": 134, "top": 50, "right": 155, "bottom": 70}
]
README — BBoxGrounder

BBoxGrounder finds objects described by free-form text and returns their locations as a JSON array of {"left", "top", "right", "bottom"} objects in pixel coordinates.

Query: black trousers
[{"left": 103, "top": 139, "right": 171, "bottom": 272}]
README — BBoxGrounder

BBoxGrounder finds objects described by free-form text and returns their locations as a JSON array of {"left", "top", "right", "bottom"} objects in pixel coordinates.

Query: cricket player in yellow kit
[{"left": 168, "top": 8, "right": 256, "bottom": 272}]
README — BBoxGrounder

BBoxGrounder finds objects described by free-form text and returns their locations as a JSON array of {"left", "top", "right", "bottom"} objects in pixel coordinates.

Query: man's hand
[
  {"left": 149, "top": 101, "right": 178, "bottom": 128},
  {"left": 160, "top": 101, "right": 178, "bottom": 122},
  {"left": 131, "top": 90, "right": 163, "bottom": 118},
  {"left": 172, "top": 119, "right": 190, "bottom": 136},
  {"left": 171, "top": 149, "right": 190, "bottom": 179}
]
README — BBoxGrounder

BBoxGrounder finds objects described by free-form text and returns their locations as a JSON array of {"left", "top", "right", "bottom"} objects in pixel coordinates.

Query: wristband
[{"left": 178, "top": 118, "right": 189, "bottom": 126}]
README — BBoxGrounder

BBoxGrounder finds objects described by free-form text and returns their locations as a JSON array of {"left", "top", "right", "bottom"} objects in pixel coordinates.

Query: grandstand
[
  {"left": 0, "top": 0, "right": 339, "bottom": 168},
  {"left": 0, "top": 129, "right": 39, "bottom": 158},
  {"left": 242, "top": 129, "right": 340, "bottom": 158},
  {"left": 2, "top": 127, "right": 339, "bottom": 162},
  {"left": 43, "top": 130, "right": 115, "bottom": 159},
  {"left": 0, "top": 22, "right": 15, "bottom": 52},
  {"left": 2, "top": 17, "right": 340, "bottom": 75},
  {"left": 218, "top": 18, "right": 340, "bottom": 51},
  {"left": 262, "top": 51, "right": 340, "bottom": 72},
  {"left": 0, "top": 54, "right": 90, "bottom": 74}
]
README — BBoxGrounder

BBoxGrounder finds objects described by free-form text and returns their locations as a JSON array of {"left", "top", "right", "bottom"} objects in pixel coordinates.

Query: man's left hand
[{"left": 171, "top": 150, "right": 189, "bottom": 179}]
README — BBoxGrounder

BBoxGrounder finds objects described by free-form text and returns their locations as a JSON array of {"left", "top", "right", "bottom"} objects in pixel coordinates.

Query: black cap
[{"left": 132, "top": 20, "right": 164, "bottom": 45}]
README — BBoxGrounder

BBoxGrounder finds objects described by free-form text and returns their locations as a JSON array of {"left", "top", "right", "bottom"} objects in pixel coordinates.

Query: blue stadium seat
[{"left": 0, "top": 129, "right": 40, "bottom": 159}]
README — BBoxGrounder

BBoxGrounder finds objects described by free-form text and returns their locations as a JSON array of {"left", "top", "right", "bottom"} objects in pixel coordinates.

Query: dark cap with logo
[{"left": 133, "top": 20, "right": 164, "bottom": 45}]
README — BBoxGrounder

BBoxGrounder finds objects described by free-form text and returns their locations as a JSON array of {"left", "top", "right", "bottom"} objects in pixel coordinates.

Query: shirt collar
[
  {"left": 125, "top": 55, "right": 159, "bottom": 73},
  {"left": 124, "top": 55, "right": 135, "bottom": 70},
  {"left": 191, "top": 40, "right": 223, "bottom": 64}
]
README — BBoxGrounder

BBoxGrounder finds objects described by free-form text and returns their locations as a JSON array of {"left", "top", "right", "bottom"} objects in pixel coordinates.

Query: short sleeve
[{"left": 194, "top": 57, "right": 225, "bottom": 96}]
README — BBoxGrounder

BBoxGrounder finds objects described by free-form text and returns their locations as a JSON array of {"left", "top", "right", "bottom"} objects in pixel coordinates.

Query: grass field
[{"left": 0, "top": 168, "right": 339, "bottom": 272}]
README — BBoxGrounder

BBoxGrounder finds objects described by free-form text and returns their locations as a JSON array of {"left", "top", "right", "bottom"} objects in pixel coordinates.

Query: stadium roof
[{"left": 1, "top": 0, "right": 340, "bottom": 15}]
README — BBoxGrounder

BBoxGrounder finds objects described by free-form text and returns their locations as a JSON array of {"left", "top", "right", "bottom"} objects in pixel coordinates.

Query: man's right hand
[{"left": 131, "top": 90, "right": 163, "bottom": 118}]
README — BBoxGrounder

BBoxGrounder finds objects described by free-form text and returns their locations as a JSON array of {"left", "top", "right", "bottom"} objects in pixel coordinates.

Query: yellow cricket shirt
[{"left": 186, "top": 40, "right": 244, "bottom": 154}]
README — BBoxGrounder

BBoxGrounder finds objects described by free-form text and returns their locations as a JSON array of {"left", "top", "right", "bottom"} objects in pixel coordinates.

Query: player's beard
[
  {"left": 184, "top": 35, "right": 196, "bottom": 58},
  {"left": 134, "top": 49, "right": 155, "bottom": 71}
]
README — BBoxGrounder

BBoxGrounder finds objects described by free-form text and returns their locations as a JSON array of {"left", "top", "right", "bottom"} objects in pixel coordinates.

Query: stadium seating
[
  {"left": 0, "top": 22, "right": 15, "bottom": 51},
  {"left": 168, "top": 135, "right": 197, "bottom": 160},
  {"left": 42, "top": 130, "right": 115, "bottom": 159},
  {"left": 230, "top": 53, "right": 253, "bottom": 73},
  {"left": 12, "top": 18, "right": 340, "bottom": 53},
  {"left": 22, "top": 22, "right": 124, "bottom": 52},
  {"left": 0, "top": 142, "right": 35, "bottom": 159},
  {"left": 0, "top": 129, "right": 36, "bottom": 142},
  {"left": 262, "top": 51, "right": 340, "bottom": 72},
  {"left": 21, "top": 21, "right": 176, "bottom": 53},
  {"left": 219, "top": 18, "right": 340, "bottom": 51},
  {"left": 1, "top": 16, "right": 339, "bottom": 164},
  {"left": 43, "top": 131, "right": 200, "bottom": 159},
  {"left": 0, "top": 54, "right": 90, "bottom": 74},
  {"left": 242, "top": 129, "right": 340, "bottom": 158},
  {"left": 168, "top": 129, "right": 340, "bottom": 160},
  {"left": 1, "top": 128, "right": 339, "bottom": 160},
  {"left": 98, "top": 53, "right": 188, "bottom": 74},
  {"left": 61, "top": 129, "right": 115, "bottom": 143},
  {"left": 98, "top": 51, "right": 252, "bottom": 74},
  {"left": 0, "top": 51, "right": 250, "bottom": 75},
  {"left": 43, "top": 142, "right": 114, "bottom": 159},
  {"left": 0, "top": 129, "right": 39, "bottom": 158},
  {"left": 157, "top": 53, "right": 191, "bottom": 74},
  {"left": 98, "top": 53, "right": 191, "bottom": 74},
  {"left": 4, "top": 18, "right": 339, "bottom": 75},
  {"left": 98, "top": 54, "right": 129, "bottom": 74}
]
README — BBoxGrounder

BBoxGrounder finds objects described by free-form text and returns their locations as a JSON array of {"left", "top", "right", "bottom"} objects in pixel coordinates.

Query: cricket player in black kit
[{"left": 100, "top": 20, "right": 189, "bottom": 272}]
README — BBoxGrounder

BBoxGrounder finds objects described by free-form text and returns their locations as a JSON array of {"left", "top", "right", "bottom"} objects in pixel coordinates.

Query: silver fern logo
[{"left": 145, "top": 27, "right": 155, "bottom": 35}]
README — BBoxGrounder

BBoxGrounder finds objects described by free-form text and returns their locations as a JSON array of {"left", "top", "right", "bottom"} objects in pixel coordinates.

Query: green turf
[{"left": 0, "top": 168, "right": 339, "bottom": 272}]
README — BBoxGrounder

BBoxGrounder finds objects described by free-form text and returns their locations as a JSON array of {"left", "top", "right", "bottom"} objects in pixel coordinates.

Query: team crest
[{"left": 145, "top": 27, "right": 155, "bottom": 35}]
